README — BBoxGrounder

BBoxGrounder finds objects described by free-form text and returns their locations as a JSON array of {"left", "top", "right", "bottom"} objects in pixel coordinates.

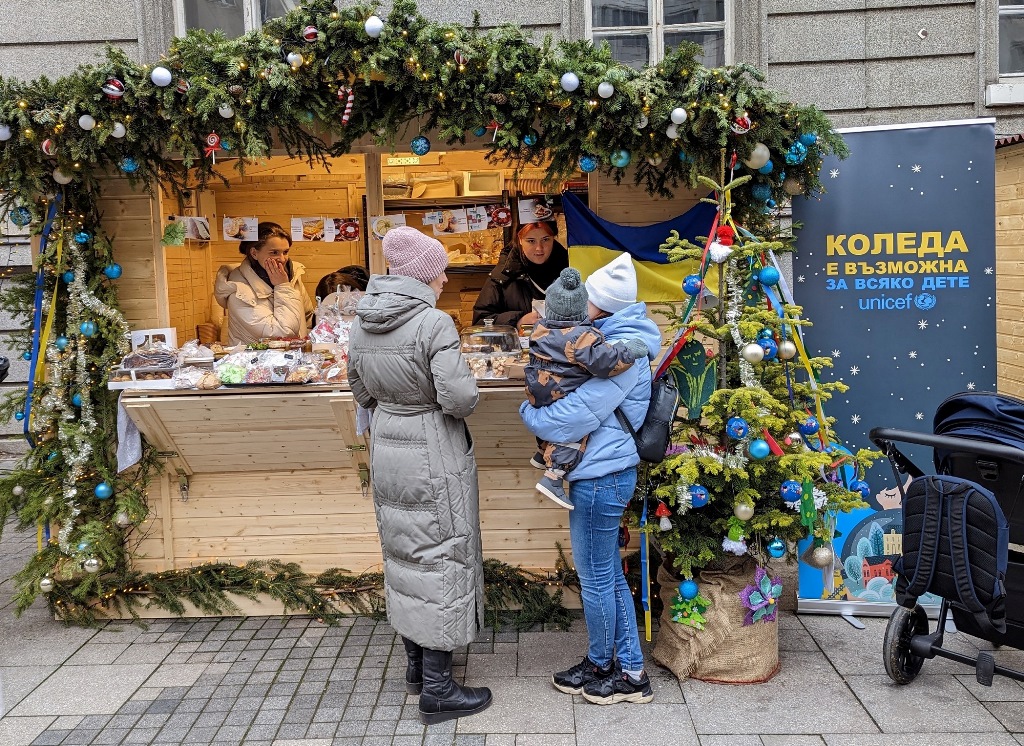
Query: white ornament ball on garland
[
  {"left": 0, "top": 124, "right": 11, "bottom": 141},
  {"left": 777, "top": 339, "right": 798, "bottom": 360},
  {"left": 741, "top": 342, "right": 765, "bottom": 363},
  {"left": 646, "top": 155, "right": 664, "bottom": 167},
  {"left": 670, "top": 106, "right": 688, "bottom": 125},
  {"left": 115, "top": 511, "right": 132, "bottom": 527},
  {"left": 52, "top": 168, "right": 73, "bottom": 185},
  {"left": 111, "top": 122, "right": 127, "bottom": 139},
  {"left": 743, "top": 142, "right": 771, "bottom": 170},
  {"left": 734, "top": 503, "right": 754, "bottom": 521},
  {"left": 303, "top": 25, "right": 319, "bottom": 42},
  {"left": 636, "top": 114, "right": 648, "bottom": 129},
  {"left": 665, "top": 124, "right": 680, "bottom": 140},
  {"left": 597, "top": 81, "right": 615, "bottom": 99},
  {"left": 218, "top": 103, "right": 234, "bottom": 119},
  {"left": 150, "top": 66, "right": 173, "bottom": 87},
  {"left": 560, "top": 72, "right": 580, "bottom": 92},
  {"left": 286, "top": 52, "right": 303, "bottom": 68},
  {"left": 39, "top": 577, "right": 54, "bottom": 593},
  {"left": 783, "top": 176, "right": 804, "bottom": 196},
  {"left": 78, "top": 114, "right": 96, "bottom": 131},
  {"left": 364, "top": 15, "right": 384, "bottom": 38},
  {"left": 12, "top": 485, "right": 24, "bottom": 496},
  {"left": 83, "top": 557, "right": 101, "bottom": 574}
]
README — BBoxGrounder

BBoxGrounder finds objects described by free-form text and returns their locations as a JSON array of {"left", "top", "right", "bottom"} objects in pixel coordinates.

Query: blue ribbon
[
  {"left": 23, "top": 195, "right": 61, "bottom": 447},
  {"left": 640, "top": 488, "right": 650, "bottom": 638}
]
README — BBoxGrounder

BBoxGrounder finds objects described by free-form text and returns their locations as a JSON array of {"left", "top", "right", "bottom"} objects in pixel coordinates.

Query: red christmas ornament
[
  {"left": 303, "top": 25, "right": 319, "bottom": 42},
  {"left": 731, "top": 114, "right": 752, "bottom": 135},
  {"left": 716, "top": 225, "right": 735, "bottom": 246},
  {"left": 102, "top": 78, "right": 125, "bottom": 100},
  {"left": 454, "top": 50, "right": 468, "bottom": 66},
  {"left": 337, "top": 86, "right": 355, "bottom": 126},
  {"left": 41, "top": 139, "right": 56, "bottom": 157},
  {"left": 175, "top": 78, "right": 191, "bottom": 94}
]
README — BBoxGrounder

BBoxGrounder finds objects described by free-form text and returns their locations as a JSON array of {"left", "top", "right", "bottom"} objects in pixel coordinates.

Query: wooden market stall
[
  {"left": 105, "top": 143, "right": 696, "bottom": 603},
  {"left": 994, "top": 137, "right": 1024, "bottom": 398}
]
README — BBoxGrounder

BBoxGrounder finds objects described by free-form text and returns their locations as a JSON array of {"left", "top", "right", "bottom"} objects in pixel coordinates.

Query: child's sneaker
[
  {"left": 537, "top": 475, "right": 573, "bottom": 510},
  {"left": 530, "top": 450, "right": 546, "bottom": 469},
  {"left": 582, "top": 667, "right": 654, "bottom": 705}
]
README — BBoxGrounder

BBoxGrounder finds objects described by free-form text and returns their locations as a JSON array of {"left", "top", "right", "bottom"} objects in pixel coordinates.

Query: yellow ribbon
[{"left": 29, "top": 232, "right": 64, "bottom": 434}]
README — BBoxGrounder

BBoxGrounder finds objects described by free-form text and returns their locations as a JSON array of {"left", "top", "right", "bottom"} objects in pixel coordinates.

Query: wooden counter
[{"left": 121, "top": 383, "right": 573, "bottom": 579}]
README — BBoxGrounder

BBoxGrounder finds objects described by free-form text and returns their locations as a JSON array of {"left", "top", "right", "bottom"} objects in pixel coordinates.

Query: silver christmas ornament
[
  {"left": 733, "top": 503, "right": 754, "bottom": 521},
  {"left": 39, "top": 577, "right": 54, "bottom": 593},
  {"left": 83, "top": 557, "right": 101, "bottom": 573},
  {"left": 784, "top": 431, "right": 804, "bottom": 450},
  {"left": 806, "top": 544, "right": 835, "bottom": 569},
  {"left": 115, "top": 511, "right": 131, "bottom": 527},
  {"left": 743, "top": 142, "right": 770, "bottom": 170},
  {"left": 783, "top": 176, "right": 803, "bottom": 196},
  {"left": 12, "top": 484, "right": 24, "bottom": 496},
  {"left": 741, "top": 342, "right": 765, "bottom": 363},
  {"left": 777, "top": 340, "right": 798, "bottom": 360}
]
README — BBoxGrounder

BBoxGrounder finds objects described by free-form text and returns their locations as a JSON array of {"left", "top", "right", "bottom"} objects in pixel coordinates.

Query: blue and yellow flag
[{"left": 562, "top": 191, "right": 718, "bottom": 302}]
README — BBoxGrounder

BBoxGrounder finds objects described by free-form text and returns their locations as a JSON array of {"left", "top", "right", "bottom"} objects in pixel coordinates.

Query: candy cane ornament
[{"left": 338, "top": 86, "right": 354, "bottom": 126}]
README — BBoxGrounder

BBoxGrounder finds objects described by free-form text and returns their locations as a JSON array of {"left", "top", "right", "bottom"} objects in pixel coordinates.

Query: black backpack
[
  {"left": 895, "top": 475, "right": 1009, "bottom": 635},
  {"left": 614, "top": 374, "right": 679, "bottom": 464}
]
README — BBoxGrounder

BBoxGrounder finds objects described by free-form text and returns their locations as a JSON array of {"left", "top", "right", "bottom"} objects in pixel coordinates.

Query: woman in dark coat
[{"left": 472, "top": 221, "right": 569, "bottom": 330}]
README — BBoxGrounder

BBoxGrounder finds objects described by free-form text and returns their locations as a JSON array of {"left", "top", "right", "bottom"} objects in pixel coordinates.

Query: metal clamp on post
[
  {"left": 176, "top": 469, "right": 189, "bottom": 502},
  {"left": 358, "top": 463, "right": 370, "bottom": 498}
]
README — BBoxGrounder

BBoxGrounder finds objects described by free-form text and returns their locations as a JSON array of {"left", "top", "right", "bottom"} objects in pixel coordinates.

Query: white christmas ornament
[
  {"left": 670, "top": 107, "right": 688, "bottom": 125},
  {"left": 777, "top": 339, "right": 798, "bottom": 360},
  {"left": 597, "top": 81, "right": 615, "bottom": 99},
  {"left": 646, "top": 155, "right": 663, "bottom": 167},
  {"left": 218, "top": 103, "right": 234, "bottom": 119},
  {"left": 150, "top": 66, "right": 173, "bottom": 87},
  {"left": 743, "top": 142, "right": 771, "bottom": 170},
  {"left": 0, "top": 124, "right": 11, "bottom": 141},
  {"left": 83, "top": 557, "right": 101, "bottom": 573},
  {"left": 115, "top": 511, "right": 131, "bottom": 527},
  {"left": 39, "top": 577, "right": 54, "bottom": 593},
  {"left": 734, "top": 503, "right": 754, "bottom": 521},
  {"left": 12, "top": 485, "right": 24, "bottom": 496},
  {"left": 707, "top": 241, "right": 734, "bottom": 264},
  {"left": 665, "top": 124, "right": 680, "bottom": 140},
  {"left": 52, "top": 168, "right": 73, "bottom": 185},
  {"left": 636, "top": 114, "right": 648, "bottom": 129},
  {"left": 560, "top": 72, "right": 580, "bottom": 93},
  {"left": 111, "top": 122, "right": 127, "bottom": 139},
  {"left": 741, "top": 342, "right": 765, "bottom": 363},
  {"left": 78, "top": 114, "right": 96, "bottom": 131},
  {"left": 286, "top": 52, "right": 304, "bottom": 68},
  {"left": 364, "top": 15, "right": 384, "bottom": 38}
]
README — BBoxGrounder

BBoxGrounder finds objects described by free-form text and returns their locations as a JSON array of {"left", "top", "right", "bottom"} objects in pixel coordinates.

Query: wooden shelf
[
  {"left": 447, "top": 264, "right": 495, "bottom": 274},
  {"left": 383, "top": 195, "right": 506, "bottom": 209}
]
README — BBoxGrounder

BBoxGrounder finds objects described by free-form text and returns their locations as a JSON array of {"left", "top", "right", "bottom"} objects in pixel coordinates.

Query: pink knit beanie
[{"left": 382, "top": 226, "right": 448, "bottom": 284}]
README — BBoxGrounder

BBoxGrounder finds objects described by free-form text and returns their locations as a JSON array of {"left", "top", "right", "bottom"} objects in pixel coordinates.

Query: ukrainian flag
[{"left": 562, "top": 191, "right": 719, "bottom": 301}]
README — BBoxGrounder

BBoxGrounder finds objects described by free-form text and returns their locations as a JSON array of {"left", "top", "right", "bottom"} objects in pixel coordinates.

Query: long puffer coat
[{"left": 347, "top": 274, "right": 484, "bottom": 651}]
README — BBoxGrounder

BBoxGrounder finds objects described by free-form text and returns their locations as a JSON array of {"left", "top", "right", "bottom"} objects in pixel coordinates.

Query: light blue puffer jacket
[{"left": 519, "top": 302, "right": 662, "bottom": 481}]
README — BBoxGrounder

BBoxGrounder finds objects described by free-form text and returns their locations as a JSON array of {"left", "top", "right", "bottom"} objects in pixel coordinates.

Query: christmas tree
[{"left": 649, "top": 169, "right": 878, "bottom": 581}]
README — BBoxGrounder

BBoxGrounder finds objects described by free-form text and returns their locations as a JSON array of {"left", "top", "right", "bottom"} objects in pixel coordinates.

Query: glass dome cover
[{"left": 460, "top": 318, "right": 519, "bottom": 354}]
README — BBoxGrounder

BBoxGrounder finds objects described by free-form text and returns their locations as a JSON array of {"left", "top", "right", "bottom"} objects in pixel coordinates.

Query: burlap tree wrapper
[{"left": 652, "top": 557, "right": 780, "bottom": 683}]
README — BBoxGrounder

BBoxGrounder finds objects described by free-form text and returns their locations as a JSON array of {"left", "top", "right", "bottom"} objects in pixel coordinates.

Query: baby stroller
[{"left": 869, "top": 391, "right": 1024, "bottom": 686}]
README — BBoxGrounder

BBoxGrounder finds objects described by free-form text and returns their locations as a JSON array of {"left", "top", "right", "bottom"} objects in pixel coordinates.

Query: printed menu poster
[
  {"left": 291, "top": 217, "right": 326, "bottom": 242},
  {"left": 369, "top": 214, "right": 407, "bottom": 240},
  {"left": 326, "top": 217, "right": 360, "bottom": 242},
  {"left": 517, "top": 197, "right": 555, "bottom": 223},
  {"left": 222, "top": 216, "right": 258, "bottom": 241},
  {"left": 425, "top": 208, "right": 469, "bottom": 236},
  {"left": 169, "top": 216, "right": 212, "bottom": 241}
]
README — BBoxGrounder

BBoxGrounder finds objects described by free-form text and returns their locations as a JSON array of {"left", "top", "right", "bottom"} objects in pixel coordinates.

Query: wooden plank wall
[
  {"left": 592, "top": 171, "right": 702, "bottom": 226},
  {"left": 995, "top": 146, "right": 1024, "bottom": 398}
]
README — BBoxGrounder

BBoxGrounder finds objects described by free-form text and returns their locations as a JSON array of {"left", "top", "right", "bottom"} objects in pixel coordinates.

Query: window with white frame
[
  {"left": 176, "top": 0, "right": 302, "bottom": 36},
  {"left": 1000, "top": 2, "right": 1024, "bottom": 75},
  {"left": 590, "top": 0, "right": 726, "bottom": 70}
]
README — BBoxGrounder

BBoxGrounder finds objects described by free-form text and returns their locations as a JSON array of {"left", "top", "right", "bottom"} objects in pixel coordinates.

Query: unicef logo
[{"left": 914, "top": 293, "right": 937, "bottom": 311}]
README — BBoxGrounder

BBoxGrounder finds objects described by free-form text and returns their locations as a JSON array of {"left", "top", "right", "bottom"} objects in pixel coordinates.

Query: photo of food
[
  {"left": 487, "top": 205, "right": 513, "bottom": 227},
  {"left": 372, "top": 217, "right": 394, "bottom": 239},
  {"left": 222, "top": 216, "right": 258, "bottom": 241},
  {"left": 302, "top": 218, "right": 325, "bottom": 241},
  {"left": 332, "top": 218, "right": 360, "bottom": 242}
]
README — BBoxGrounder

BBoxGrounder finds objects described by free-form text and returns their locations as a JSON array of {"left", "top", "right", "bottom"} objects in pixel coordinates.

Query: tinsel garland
[{"left": 724, "top": 259, "right": 757, "bottom": 389}]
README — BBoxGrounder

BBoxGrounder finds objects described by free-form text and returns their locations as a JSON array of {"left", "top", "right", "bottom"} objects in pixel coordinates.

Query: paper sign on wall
[
  {"left": 290, "top": 217, "right": 327, "bottom": 242},
  {"left": 169, "top": 216, "right": 212, "bottom": 241},
  {"left": 430, "top": 208, "right": 469, "bottom": 236},
  {"left": 369, "top": 214, "right": 407, "bottom": 240},
  {"left": 222, "top": 216, "right": 258, "bottom": 241},
  {"left": 326, "top": 217, "right": 361, "bottom": 242}
]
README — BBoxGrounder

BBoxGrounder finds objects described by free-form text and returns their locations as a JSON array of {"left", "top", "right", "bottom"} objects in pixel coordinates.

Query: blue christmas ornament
[
  {"left": 799, "top": 132, "right": 818, "bottom": 146},
  {"left": 103, "top": 263, "right": 122, "bottom": 279},
  {"left": 765, "top": 199, "right": 777, "bottom": 210},
  {"left": 410, "top": 135, "right": 431, "bottom": 156},
  {"left": 9, "top": 206, "right": 31, "bottom": 227},
  {"left": 47, "top": 451, "right": 57, "bottom": 461},
  {"left": 678, "top": 150, "right": 691, "bottom": 163},
  {"left": 785, "top": 141, "right": 808, "bottom": 165},
  {"left": 610, "top": 149, "right": 631, "bottom": 168},
  {"left": 767, "top": 537, "right": 786, "bottom": 558},
  {"left": 94, "top": 482, "right": 113, "bottom": 500},
  {"left": 77, "top": 542, "right": 89, "bottom": 551},
  {"left": 757, "top": 160, "right": 774, "bottom": 175},
  {"left": 751, "top": 183, "right": 772, "bottom": 202},
  {"left": 21, "top": 350, "right": 31, "bottom": 361},
  {"left": 72, "top": 393, "right": 82, "bottom": 407},
  {"left": 62, "top": 271, "right": 75, "bottom": 284},
  {"left": 578, "top": 154, "right": 598, "bottom": 173},
  {"left": 472, "top": 125, "right": 487, "bottom": 137},
  {"left": 119, "top": 157, "right": 139, "bottom": 174},
  {"left": 758, "top": 266, "right": 781, "bottom": 286},
  {"left": 679, "top": 579, "right": 699, "bottom": 601},
  {"left": 682, "top": 274, "right": 703, "bottom": 296},
  {"left": 689, "top": 485, "right": 709, "bottom": 508},
  {"left": 221, "top": 140, "right": 232, "bottom": 151},
  {"left": 55, "top": 336, "right": 68, "bottom": 351},
  {"left": 80, "top": 320, "right": 98, "bottom": 338},
  {"left": 850, "top": 479, "right": 872, "bottom": 499},
  {"left": 798, "top": 416, "right": 820, "bottom": 436},
  {"left": 758, "top": 328, "right": 774, "bottom": 339},
  {"left": 73, "top": 231, "right": 91, "bottom": 245},
  {"left": 748, "top": 438, "right": 771, "bottom": 459},
  {"left": 780, "top": 480, "right": 803, "bottom": 501},
  {"left": 758, "top": 338, "right": 778, "bottom": 361},
  {"left": 14, "top": 411, "right": 24, "bottom": 421},
  {"left": 522, "top": 131, "right": 539, "bottom": 147},
  {"left": 726, "top": 417, "right": 749, "bottom": 439},
  {"left": 300, "top": 110, "right": 315, "bottom": 123}
]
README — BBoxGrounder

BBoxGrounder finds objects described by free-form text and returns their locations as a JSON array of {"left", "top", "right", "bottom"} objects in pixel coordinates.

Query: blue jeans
[{"left": 568, "top": 467, "right": 644, "bottom": 672}]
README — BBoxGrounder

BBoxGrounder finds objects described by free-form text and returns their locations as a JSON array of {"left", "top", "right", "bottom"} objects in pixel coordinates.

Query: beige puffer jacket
[{"left": 214, "top": 258, "right": 314, "bottom": 345}]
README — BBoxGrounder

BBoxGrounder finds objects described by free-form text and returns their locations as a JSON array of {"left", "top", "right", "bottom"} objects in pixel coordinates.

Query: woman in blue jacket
[{"left": 519, "top": 252, "right": 661, "bottom": 705}]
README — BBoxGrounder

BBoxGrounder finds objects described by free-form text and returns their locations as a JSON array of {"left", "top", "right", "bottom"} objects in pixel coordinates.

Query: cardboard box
[
  {"left": 463, "top": 171, "right": 503, "bottom": 196},
  {"left": 131, "top": 328, "right": 177, "bottom": 351}
]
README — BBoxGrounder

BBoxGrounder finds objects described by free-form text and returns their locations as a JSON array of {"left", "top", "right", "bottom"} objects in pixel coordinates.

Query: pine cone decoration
[{"left": 487, "top": 93, "right": 509, "bottom": 105}]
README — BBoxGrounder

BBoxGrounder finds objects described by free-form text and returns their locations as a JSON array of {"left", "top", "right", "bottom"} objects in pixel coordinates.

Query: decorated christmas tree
[{"left": 648, "top": 168, "right": 878, "bottom": 583}]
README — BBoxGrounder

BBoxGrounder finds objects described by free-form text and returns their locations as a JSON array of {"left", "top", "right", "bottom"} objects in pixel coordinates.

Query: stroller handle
[{"left": 869, "top": 427, "right": 1024, "bottom": 466}]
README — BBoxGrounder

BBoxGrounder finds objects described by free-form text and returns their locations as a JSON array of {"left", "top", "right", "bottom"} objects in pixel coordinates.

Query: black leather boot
[
  {"left": 402, "top": 636, "right": 423, "bottom": 695},
  {"left": 418, "top": 648, "right": 492, "bottom": 725}
]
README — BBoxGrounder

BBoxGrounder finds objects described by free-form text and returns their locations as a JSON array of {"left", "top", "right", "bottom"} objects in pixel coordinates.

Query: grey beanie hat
[{"left": 544, "top": 268, "right": 588, "bottom": 322}]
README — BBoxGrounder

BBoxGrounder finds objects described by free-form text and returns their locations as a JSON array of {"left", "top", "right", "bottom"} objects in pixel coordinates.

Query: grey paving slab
[
  {"left": 823, "top": 735, "right": 1021, "bottom": 746},
  {"left": 515, "top": 736, "right": 575, "bottom": 746},
  {"left": 683, "top": 651, "right": 878, "bottom": 735},
  {"left": 844, "top": 675, "right": 1006, "bottom": 733},
  {"left": 455, "top": 677, "right": 575, "bottom": 734},
  {"left": 485, "top": 735, "right": 515, "bottom": 746},
  {"left": 0, "top": 716, "right": 55, "bottom": 746},
  {"left": 646, "top": 664, "right": 685, "bottom": 704},
  {"left": 986, "top": 702, "right": 1024, "bottom": 732},
  {"left": 514, "top": 631, "right": 589, "bottom": 677},
  {"left": 0, "top": 612, "right": 96, "bottom": 667},
  {"left": 466, "top": 653, "right": 517, "bottom": 680},
  {"left": 143, "top": 662, "right": 210, "bottom": 688},
  {"left": 698, "top": 737, "right": 762, "bottom": 746},
  {"left": 112, "top": 642, "right": 176, "bottom": 665},
  {"left": 10, "top": 663, "right": 158, "bottom": 716},
  {"left": 575, "top": 701, "right": 698, "bottom": 745},
  {"left": 64, "top": 642, "right": 131, "bottom": 665},
  {"left": 954, "top": 673, "right": 1024, "bottom": 701},
  {"left": 270, "top": 739, "right": 333, "bottom": 745},
  {"left": 0, "top": 665, "right": 57, "bottom": 713},
  {"left": 761, "top": 738, "right": 826, "bottom": 746}
]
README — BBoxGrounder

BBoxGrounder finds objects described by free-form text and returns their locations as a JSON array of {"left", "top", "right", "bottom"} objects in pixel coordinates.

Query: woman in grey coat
[{"left": 347, "top": 226, "right": 492, "bottom": 725}]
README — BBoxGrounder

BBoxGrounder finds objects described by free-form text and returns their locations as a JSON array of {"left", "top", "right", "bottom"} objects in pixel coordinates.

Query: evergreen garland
[{"left": 0, "top": 0, "right": 846, "bottom": 622}]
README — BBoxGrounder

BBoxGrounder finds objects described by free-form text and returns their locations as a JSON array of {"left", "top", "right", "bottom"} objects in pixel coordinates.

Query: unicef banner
[{"left": 791, "top": 119, "right": 997, "bottom": 614}]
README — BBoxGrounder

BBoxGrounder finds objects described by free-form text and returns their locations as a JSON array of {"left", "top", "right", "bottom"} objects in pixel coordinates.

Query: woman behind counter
[
  {"left": 347, "top": 226, "right": 492, "bottom": 725},
  {"left": 214, "top": 221, "right": 314, "bottom": 345},
  {"left": 472, "top": 221, "right": 568, "bottom": 330}
]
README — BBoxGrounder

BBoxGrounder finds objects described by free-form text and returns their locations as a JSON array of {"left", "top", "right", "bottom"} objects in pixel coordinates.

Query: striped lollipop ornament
[{"left": 338, "top": 86, "right": 354, "bottom": 126}]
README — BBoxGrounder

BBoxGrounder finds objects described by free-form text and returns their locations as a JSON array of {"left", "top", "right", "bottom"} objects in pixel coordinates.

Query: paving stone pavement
[{"left": 2, "top": 520, "right": 1024, "bottom": 745}]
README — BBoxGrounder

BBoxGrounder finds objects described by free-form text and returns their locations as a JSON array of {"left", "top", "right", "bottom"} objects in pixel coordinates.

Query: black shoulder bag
[{"left": 614, "top": 374, "right": 679, "bottom": 464}]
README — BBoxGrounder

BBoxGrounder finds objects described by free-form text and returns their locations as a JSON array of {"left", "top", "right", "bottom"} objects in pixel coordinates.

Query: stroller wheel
[{"left": 883, "top": 604, "right": 929, "bottom": 684}]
